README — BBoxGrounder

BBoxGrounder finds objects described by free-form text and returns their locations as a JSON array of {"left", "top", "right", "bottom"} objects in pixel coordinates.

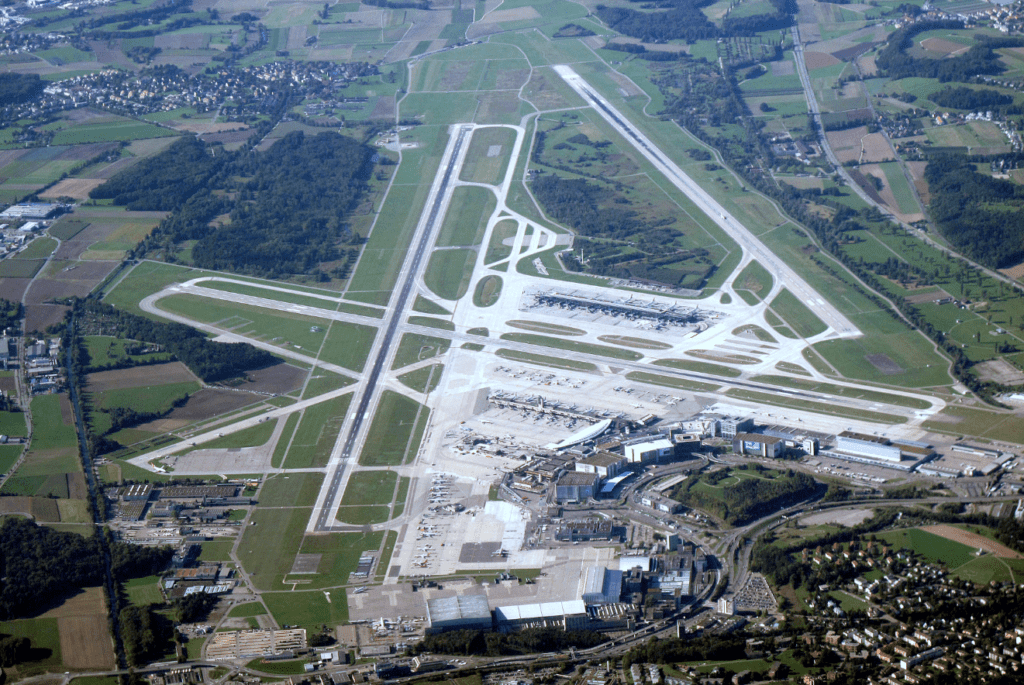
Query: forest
[
  {"left": 0, "top": 518, "right": 172, "bottom": 621},
  {"left": 929, "top": 86, "right": 1013, "bottom": 110},
  {"left": 0, "top": 299, "right": 23, "bottom": 332},
  {"left": 623, "top": 634, "right": 746, "bottom": 667},
  {"left": 596, "top": 0, "right": 794, "bottom": 43},
  {"left": 876, "top": 21, "right": 1021, "bottom": 82},
  {"left": 0, "top": 73, "right": 44, "bottom": 106},
  {"left": 92, "top": 130, "right": 375, "bottom": 278},
  {"left": 530, "top": 169, "right": 712, "bottom": 288},
  {"left": 415, "top": 628, "right": 606, "bottom": 656},
  {"left": 925, "top": 153, "right": 1024, "bottom": 269},
  {"left": 79, "top": 300, "right": 276, "bottom": 382},
  {"left": 596, "top": 0, "right": 718, "bottom": 43},
  {"left": 669, "top": 466, "right": 821, "bottom": 525}
]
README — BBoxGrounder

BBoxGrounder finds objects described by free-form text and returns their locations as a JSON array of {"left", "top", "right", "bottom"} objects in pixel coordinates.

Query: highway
[
  {"left": 310, "top": 124, "right": 474, "bottom": 532},
  {"left": 552, "top": 65, "right": 860, "bottom": 339}
]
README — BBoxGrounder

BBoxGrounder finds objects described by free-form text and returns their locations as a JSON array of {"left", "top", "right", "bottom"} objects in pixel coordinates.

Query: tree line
[
  {"left": 414, "top": 628, "right": 606, "bottom": 656},
  {"left": 78, "top": 300, "right": 276, "bottom": 383},
  {"left": 0, "top": 73, "right": 44, "bottom": 107}
]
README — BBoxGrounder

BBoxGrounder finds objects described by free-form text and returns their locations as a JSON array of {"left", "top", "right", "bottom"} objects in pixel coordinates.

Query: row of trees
[
  {"left": 79, "top": 300, "right": 275, "bottom": 383},
  {"left": 414, "top": 628, "right": 606, "bottom": 657}
]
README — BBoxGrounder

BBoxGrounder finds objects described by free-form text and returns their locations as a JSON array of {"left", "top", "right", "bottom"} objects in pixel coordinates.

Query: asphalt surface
[
  {"left": 553, "top": 64, "right": 860, "bottom": 338},
  {"left": 313, "top": 124, "right": 473, "bottom": 531}
]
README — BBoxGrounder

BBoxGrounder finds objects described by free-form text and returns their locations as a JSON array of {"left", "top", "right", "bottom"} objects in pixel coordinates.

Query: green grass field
[
  {"left": 198, "top": 539, "right": 236, "bottom": 562},
  {"left": 237, "top": 507, "right": 311, "bottom": 590},
  {"left": 289, "top": 531, "right": 384, "bottom": 589},
  {"left": 319, "top": 322, "right": 377, "bottom": 372},
  {"left": 186, "top": 420, "right": 277, "bottom": 452},
  {"left": 459, "top": 127, "right": 517, "bottom": 184},
  {"left": 473, "top": 275, "right": 502, "bottom": 307},
  {"left": 0, "top": 617, "right": 62, "bottom": 675},
  {"left": 262, "top": 590, "right": 349, "bottom": 631},
  {"left": 284, "top": 394, "right": 351, "bottom": 469},
  {"left": 0, "top": 410, "right": 28, "bottom": 438},
  {"left": 495, "top": 348, "right": 598, "bottom": 372},
  {"left": 878, "top": 527, "right": 977, "bottom": 569},
  {"left": 734, "top": 260, "right": 773, "bottom": 302},
  {"left": 228, "top": 602, "right": 267, "bottom": 618},
  {"left": 258, "top": 472, "right": 325, "bottom": 508},
  {"left": 749, "top": 375, "right": 931, "bottom": 409},
  {"left": 391, "top": 333, "right": 451, "bottom": 369},
  {"left": 726, "top": 388, "right": 906, "bottom": 424},
  {"left": 625, "top": 371, "right": 721, "bottom": 393},
  {"left": 359, "top": 390, "right": 429, "bottom": 466},
  {"left": 436, "top": 186, "right": 496, "bottom": 247},
  {"left": 652, "top": 358, "right": 743, "bottom": 378},
  {"left": 407, "top": 315, "right": 455, "bottom": 330},
  {"left": 124, "top": 575, "right": 163, "bottom": 606},
  {"left": 506, "top": 320, "right": 585, "bottom": 336},
  {"left": 84, "top": 336, "right": 173, "bottom": 371},
  {"left": 484, "top": 219, "right": 518, "bottom": 264},
  {"left": 340, "top": 470, "right": 397, "bottom": 507},
  {"left": 28, "top": 394, "right": 77, "bottom": 452},
  {"left": 424, "top": 248, "right": 475, "bottom": 300},
  {"left": 769, "top": 289, "right": 827, "bottom": 338},
  {"left": 398, "top": 363, "right": 444, "bottom": 393},
  {"left": 499, "top": 333, "right": 643, "bottom": 361}
]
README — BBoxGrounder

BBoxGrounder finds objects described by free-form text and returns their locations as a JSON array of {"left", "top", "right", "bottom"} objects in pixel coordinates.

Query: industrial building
[
  {"left": 494, "top": 600, "right": 588, "bottom": 632},
  {"left": 733, "top": 433, "right": 786, "bottom": 458},
  {"left": 624, "top": 438, "right": 674, "bottom": 463},
  {"left": 0, "top": 203, "right": 61, "bottom": 220},
  {"left": 575, "top": 451, "right": 627, "bottom": 479},
  {"left": 582, "top": 566, "right": 623, "bottom": 605},
  {"left": 836, "top": 433, "right": 903, "bottom": 463},
  {"left": 425, "top": 595, "right": 492, "bottom": 634},
  {"left": 555, "top": 472, "right": 600, "bottom": 502},
  {"left": 554, "top": 520, "right": 626, "bottom": 542}
]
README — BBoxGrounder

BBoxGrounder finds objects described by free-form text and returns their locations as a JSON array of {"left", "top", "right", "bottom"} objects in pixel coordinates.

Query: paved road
[{"left": 553, "top": 64, "right": 860, "bottom": 339}]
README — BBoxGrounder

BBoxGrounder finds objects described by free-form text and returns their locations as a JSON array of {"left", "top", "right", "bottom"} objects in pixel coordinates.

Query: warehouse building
[
  {"left": 575, "top": 451, "right": 627, "bottom": 479},
  {"left": 582, "top": 566, "right": 623, "bottom": 605},
  {"left": 555, "top": 472, "right": 600, "bottom": 502},
  {"left": 836, "top": 432, "right": 902, "bottom": 463},
  {"left": 425, "top": 595, "right": 492, "bottom": 634},
  {"left": 624, "top": 438, "right": 674, "bottom": 464},
  {"left": 495, "top": 600, "right": 588, "bottom": 632}
]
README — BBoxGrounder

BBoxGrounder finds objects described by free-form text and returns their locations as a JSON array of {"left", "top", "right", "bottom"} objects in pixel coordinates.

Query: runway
[
  {"left": 310, "top": 124, "right": 475, "bottom": 532},
  {"left": 552, "top": 64, "right": 860, "bottom": 339}
]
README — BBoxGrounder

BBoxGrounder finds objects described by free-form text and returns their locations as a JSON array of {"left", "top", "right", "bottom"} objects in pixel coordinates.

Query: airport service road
[
  {"left": 138, "top": 289, "right": 367, "bottom": 380},
  {"left": 552, "top": 65, "right": 860, "bottom": 339},
  {"left": 310, "top": 124, "right": 475, "bottom": 533}
]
